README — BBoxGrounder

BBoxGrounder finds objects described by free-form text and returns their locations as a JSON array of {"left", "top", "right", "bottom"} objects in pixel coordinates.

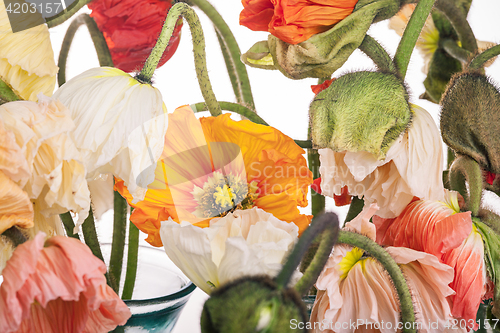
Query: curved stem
[
  {"left": 449, "top": 155, "right": 482, "bottom": 216},
  {"left": 109, "top": 191, "right": 128, "bottom": 294},
  {"left": 394, "top": 0, "right": 436, "bottom": 78},
  {"left": 189, "top": 0, "right": 255, "bottom": 110},
  {"left": 338, "top": 230, "right": 416, "bottom": 333},
  {"left": 435, "top": 0, "right": 477, "bottom": 54},
  {"left": 1, "top": 226, "right": 27, "bottom": 246},
  {"left": 122, "top": 221, "right": 139, "bottom": 300},
  {"left": 275, "top": 213, "right": 339, "bottom": 291},
  {"left": 58, "top": 14, "right": 113, "bottom": 86},
  {"left": 359, "top": 35, "right": 396, "bottom": 73},
  {"left": 60, "top": 212, "right": 80, "bottom": 240},
  {"left": 191, "top": 101, "right": 267, "bottom": 125},
  {"left": 294, "top": 214, "right": 339, "bottom": 295},
  {"left": 469, "top": 44, "right": 500, "bottom": 70},
  {"left": 215, "top": 29, "right": 242, "bottom": 104},
  {"left": 46, "top": 0, "right": 94, "bottom": 28},
  {"left": 137, "top": 3, "right": 221, "bottom": 116},
  {"left": 442, "top": 38, "right": 471, "bottom": 63},
  {"left": 295, "top": 140, "right": 312, "bottom": 149}
]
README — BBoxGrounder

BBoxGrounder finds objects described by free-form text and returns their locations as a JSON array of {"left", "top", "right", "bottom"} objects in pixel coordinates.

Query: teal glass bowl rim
[{"left": 123, "top": 282, "right": 196, "bottom": 306}]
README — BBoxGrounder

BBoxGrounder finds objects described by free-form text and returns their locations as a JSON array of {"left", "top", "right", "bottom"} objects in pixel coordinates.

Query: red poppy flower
[{"left": 89, "top": 0, "right": 182, "bottom": 73}]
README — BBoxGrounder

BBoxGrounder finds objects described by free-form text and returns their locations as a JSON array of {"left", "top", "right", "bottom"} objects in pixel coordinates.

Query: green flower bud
[
  {"left": 309, "top": 71, "right": 412, "bottom": 159},
  {"left": 201, "top": 276, "right": 307, "bottom": 333},
  {"left": 440, "top": 72, "right": 500, "bottom": 173},
  {"left": 242, "top": 0, "right": 401, "bottom": 80}
]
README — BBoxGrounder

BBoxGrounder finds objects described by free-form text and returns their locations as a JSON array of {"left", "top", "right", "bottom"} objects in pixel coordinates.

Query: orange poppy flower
[
  {"left": 240, "top": 0, "right": 359, "bottom": 44},
  {"left": 115, "top": 106, "right": 312, "bottom": 246}
]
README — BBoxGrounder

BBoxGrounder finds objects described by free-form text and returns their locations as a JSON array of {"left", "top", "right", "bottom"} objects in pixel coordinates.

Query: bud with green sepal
[{"left": 309, "top": 71, "right": 412, "bottom": 159}]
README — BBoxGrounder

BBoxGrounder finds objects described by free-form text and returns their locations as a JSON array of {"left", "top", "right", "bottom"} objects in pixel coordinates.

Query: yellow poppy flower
[
  {"left": 0, "top": 2, "right": 58, "bottom": 101},
  {"left": 115, "top": 105, "right": 312, "bottom": 247}
]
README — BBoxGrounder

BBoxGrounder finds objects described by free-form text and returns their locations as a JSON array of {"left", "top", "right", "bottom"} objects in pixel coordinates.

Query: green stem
[
  {"left": 469, "top": 44, "right": 500, "bottom": 70},
  {"left": 58, "top": 14, "right": 113, "bottom": 86},
  {"left": 442, "top": 38, "right": 471, "bottom": 63},
  {"left": 358, "top": 35, "right": 396, "bottom": 73},
  {"left": 60, "top": 212, "right": 80, "bottom": 240},
  {"left": 295, "top": 140, "right": 312, "bottom": 149},
  {"left": 137, "top": 3, "right": 221, "bottom": 116},
  {"left": 394, "top": 0, "right": 436, "bottom": 78},
  {"left": 109, "top": 191, "right": 128, "bottom": 294},
  {"left": 307, "top": 127, "right": 325, "bottom": 217},
  {"left": 1, "top": 226, "right": 27, "bottom": 246},
  {"left": 0, "top": 79, "right": 20, "bottom": 103},
  {"left": 435, "top": 0, "right": 477, "bottom": 54},
  {"left": 82, "top": 208, "right": 117, "bottom": 291},
  {"left": 215, "top": 30, "right": 242, "bottom": 104},
  {"left": 122, "top": 220, "right": 139, "bottom": 300},
  {"left": 189, "top": 0, "right": 255, "bottom": 110},
  {"left": 344, "top": 196, "right": 364, "bottom": 223},
  {"left": 338, "top": 230, "right": 416, "bottom": 333},
  {"left": 449, "top": 155, "right": 482, "bottom": 216},
  {"left": 191, "top": 101, "right": 267, "bottom": 125},
  {"left": 46, "top": 0, "right": 94, "bottom": 28},
  {"left": 294, "top": 214, "right": 339, "bottom": 295},
  {"left": 275, "top": 213, "right": 339, "bottom": 290}
]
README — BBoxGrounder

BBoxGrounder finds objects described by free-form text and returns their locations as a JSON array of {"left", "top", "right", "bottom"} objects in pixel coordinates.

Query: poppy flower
[
  {"left": 240, "top": 0, "right": 359, "bottom": 45},
  {"left": 0, "top": 232, "right": 131, "bottom": 333},
  {"left": 53, "top": 67, "right": 168, "bottom": 211},
  {"left": 373, "top": 191, "right": 489, "bottom": 330},
  {"left": 115, "top": 105, "right": 312, "bottom": 247},
  {"left": 0, "top": 1, "right": 58, "bottom": 101},
  {"left": 160, "top": 207, "right": 301, "bottom": 294},
  {"left": 311, "top": 205, "right": 458, "bottom": 333},
  {"left": 318, "top": 104, "right": 444, "bottom": 218},
  {"left": 88, "top": 0, "right": 182, "bottom": 73}
]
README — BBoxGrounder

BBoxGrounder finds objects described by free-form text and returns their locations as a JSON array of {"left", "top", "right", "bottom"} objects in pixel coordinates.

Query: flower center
[
  {"left": 191, "top": 172, "right": 258, "bottom": 218},
  {"left": 338, "top": 247, "right": 366, "bottom": 280}
]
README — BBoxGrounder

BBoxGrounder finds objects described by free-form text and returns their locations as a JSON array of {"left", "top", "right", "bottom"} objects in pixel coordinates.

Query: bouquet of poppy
[{"left": 0, "top": 0, "right": 500, "bottom": 332}]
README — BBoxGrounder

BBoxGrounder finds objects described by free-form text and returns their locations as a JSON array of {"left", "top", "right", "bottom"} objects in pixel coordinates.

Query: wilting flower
[
  {"left": 0, "top": 1, "right": 58, "bottom": 101},
  {"left": 389, "top": 4, "right": 496, "bottom": 73},
  {"left": 311, "top": 205, "right": 459, "bottom": 333},
  {"left": 240, "top": 0, "right": 359, "bottom": 44},
  {"left": 319, "top": 104, "right": 444, "bottom": 218},
  {"left": 0, "top": 95, "right": 90, "bottom": 229},
  {"left": 160, "top": 207, "right": 300, "bottom": 294},
  {"left": 88, "top": 0, "right": 182, "bottom": 72},
  {"left": 373, "top": 191, "right": 488, "bottom": 330},
  {"left": 116, "top": 105, "right": 312, "bottom": 246},
  {"left": 53, "top": 67, "right": 168, "bottom": 204},
  {"left": 0, "top": 232, "right": 131, "bottom": 332}
]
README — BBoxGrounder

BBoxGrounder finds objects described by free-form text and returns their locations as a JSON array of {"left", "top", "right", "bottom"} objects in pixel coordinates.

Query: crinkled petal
[{"left": 0, "top": 171, "right": 33, "bottom": 234}]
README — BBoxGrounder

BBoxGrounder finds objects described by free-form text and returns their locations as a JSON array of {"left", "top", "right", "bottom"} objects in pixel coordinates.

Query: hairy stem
[
  {"left": 469, "top": 44, "right": 500, "bottom": 70},
  {"left": 122, "top": 220, "right": 139, "bottom": 300},
  {"left": 60, "top": 212, "right": 80, "bottom": 240},
  {"left": 46, "top": 0, "right": 93, "bottom": 28},
  {"left": 191, "top": 101, "right": 267, "bottom": 125},
  {"left": 442, "top": 39, "right": 471, "bottom": 63},
  {"left": 359, "top": 35, "right": 396, "bottom": 73},
  {"left": 449, "top": 155, "right": 482, "bottom": 216},
  {"left": 109, "top": 191, "right": 128, "bottom": 294},
  {"left": 435, "top": 0, "right": 477, "bottom": 54}
]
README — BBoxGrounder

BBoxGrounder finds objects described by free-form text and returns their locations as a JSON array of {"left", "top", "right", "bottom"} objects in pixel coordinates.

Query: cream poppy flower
[
  {"left": 389, "top": 4, "right": 497, "bottom": 73},
  {"left": 319, "top": 104, "right": 444, "bottom": 218},
  {"left": 0, "top": 2, "right": 58, "bottom": 101},
  {"left": 159, "top": 207, "right": 301, "bottom": 294},
  {"left": 0, "top": 95, "right": 90, "bottom": 228},
  {"left": 53, "top": 67, "right": 168, "bottom": 203},
  {"left": 311, "top": 205, "right": 461, "bottom": 333}
]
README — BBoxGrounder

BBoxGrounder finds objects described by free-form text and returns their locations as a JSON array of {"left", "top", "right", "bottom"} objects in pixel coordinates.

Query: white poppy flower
[
  {"left": 53, "top": 67, "right": 168, "bottom": 203},
  {"left": 319, "top": 104, "right": 444, "bottom": 218},
  {"left": 160, "top": 207, "right": 301, "bottom": 294}
]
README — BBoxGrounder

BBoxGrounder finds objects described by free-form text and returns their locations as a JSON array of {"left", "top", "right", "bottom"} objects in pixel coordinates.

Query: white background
[{"left": 46, "top": 1, "right": 500, "bottom": 332}]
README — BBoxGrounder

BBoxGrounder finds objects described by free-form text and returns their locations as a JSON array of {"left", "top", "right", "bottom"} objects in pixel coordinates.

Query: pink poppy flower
[
  {"left": 311, "top": 205, "right": 459, "bottom": 333},
  {"left": 373, "top": 190, "right": 488, "bottom": 330},
  {"left": 373, "top": 190, "right": 472, "bottom": 261},
  {"left": 0, "top": 232, "right": 131, "bottom": 333}
]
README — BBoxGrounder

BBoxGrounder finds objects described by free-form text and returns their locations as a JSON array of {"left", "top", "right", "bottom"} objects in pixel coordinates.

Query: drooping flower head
[
  {"left": 311, "top": 205, "right": 458, "bottom": 333},
  {"left": 53, "top": 67, "right": 168, "bottom": 209},
  {"left": 0, "top": 1, "right": 58, "bottom": 101},
  {"left": 318, "top": 104, "right": 444, "bottom": 218},
  {"left": 160, "top": 207, "right": 301, "bottom": 294},
  {"left": 89, "top": 0, "right": 182, "bottom": 72},
  {"left": 240, "top": 0, "right": 359, "bottom": 44},
  {"left": 115, "top": 105, "right": 312, "bottom": 246},
  {"left": 0, "top": 232, "right": 131, "bottom": 333}
]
